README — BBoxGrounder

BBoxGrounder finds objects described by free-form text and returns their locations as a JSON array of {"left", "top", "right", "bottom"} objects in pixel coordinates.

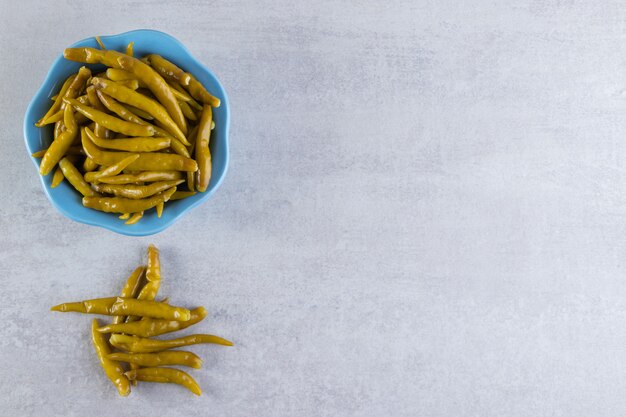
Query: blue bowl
[{"left": 23, "top": 29, "right": 230, "bottom": 236}]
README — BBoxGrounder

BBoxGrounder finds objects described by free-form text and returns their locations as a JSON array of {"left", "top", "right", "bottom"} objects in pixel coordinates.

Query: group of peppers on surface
[
  {"left": 33, "top": 38, "right": 219, "bottom": 224},
  {"left": 51, "top": 245, "right": 233, "bottom": 396}
]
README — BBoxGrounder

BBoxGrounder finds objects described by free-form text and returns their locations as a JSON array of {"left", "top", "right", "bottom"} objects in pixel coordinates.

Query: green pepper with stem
[{"left": 51, "top": 296, "right": 190, "bottom": 320}]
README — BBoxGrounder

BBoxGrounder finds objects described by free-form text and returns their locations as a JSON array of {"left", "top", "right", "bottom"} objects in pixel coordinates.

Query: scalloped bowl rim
[{"left": 23, "top": 29, "right": 229, "bottom": 236}]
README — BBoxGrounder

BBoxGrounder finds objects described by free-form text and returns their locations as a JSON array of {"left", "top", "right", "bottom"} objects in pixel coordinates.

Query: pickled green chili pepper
[
  {"left": 136, "top": 281, "right": 160, "bottom": 303},
  {"left": 107, "top": 68, "right": 189, "bottom": 102},
  {"left": 146, "top": 244, "right": 160, "bottom": 282},
  {"left": 91, "top": 319, "right": 131, "bottom": 396},
  {"left": 31, "top": 149, "right": 47, "bottom": 158},
  {"left": 83, "top": 127, "right": 198, "bottom": 172},
  {"left": 124, "top": 367, "right": 201, "bottom": 396},
  {"left": 170, "top": 191, "right": 197, "bottom": 201},
  {"left": 36, "top": 74, "right": 76, "bottom": 126},
  {"left": 109, "top": 333, "right": 233, "bottom": 353},
  {"left": 40, "top": 104, "right": 78, "bottom": 175},
  {"left": 86, "top": 85, "right": 108, "bottom": 112},
  {"left": 98, "top": 307, "right": 207, "bottom": 337},
  {"left": 51, "top": 166, "right": 64, "bottom": 188},
  {"left": 125, "top": 211, "right": 144, "bottom": 224},
  {"left": 90, "top": 77, "right": 187, "bottom": 144},
  {"left": 96, "top": 170, "right": 183, "bottom": 185},
  {"left": 58, "top": 157, "right": 97, "bottom": 197},
  {"left": 185, "top": 73, "right": 221, "bottom": 108},
  {"left": 112, "top": 266, "right": 146, "bottom": 325},
  {"left": 92, "top": 179, "right": 184, "bottom": 199},
  {"left": 54, "top": 120, "right": 65, "bottom": 139},
  {"left": 64, "top": 47, "right": 187, "bottom": 134},
  {"left": 94, "top": 123, "right": 113, "bottom": 139},
  {"left": 106, "top": 68, "right": 142, "bottom": 83},
  {"left": 179, "top": 99, "right": 197, "bottom": 121},
  {"left": 97, "top": 90, "right": 149, "bottom": 124},
  {"left": 84, "top": 154, "right": 140, "bottom": 184},
  {"left": 125, "top": 41, "right": 134, "bottom": 57},
  {"left": 90, "top": 135, "right": 171, "bottom": 152},
  {"left": 144, "top": 54, "right": 191, "bottom": 86},
  {"left": 51, "top": 296, "right": 191, "bottom": 321},
  {"left": 42, "top": 109, "right": 64, "bottom": 125},
  {"left": 65, "top": 98, "right": 155, "bottom": 137},
  {"left": 108, "top": 351, "right": 202, "bottom": 369},
  {"left": 195, "top": 105, "right": 213, "bottom": 192},
  {"left": 38, "top": 66, "right": 91, "bottom": 126},
  {"left": 116, "top": 79, "right": 140, "bottom": 90},
  {"left": 83, "top": 157, "right": 99, "bottom": 172},
  {"left": 168, "top": 80, "right": 194, "bottom": 103},
  {"left": 82, "top": 186, "right": 177, "bottom": 215}
]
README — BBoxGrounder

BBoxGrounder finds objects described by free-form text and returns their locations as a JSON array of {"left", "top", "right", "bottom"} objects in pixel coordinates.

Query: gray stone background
[{"left": 2, "top": 0, "right": 626, "bottom": 415}]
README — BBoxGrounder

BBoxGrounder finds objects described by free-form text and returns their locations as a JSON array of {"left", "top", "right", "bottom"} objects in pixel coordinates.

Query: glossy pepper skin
[
  {"left": 125, "top": 211, "right": 144, "bottom": 224},
  {"left": 143, "top": 54, "right": 220, "bottom": 108},
  {"left": 96, "top": 170, "right": 183, "bottom": 185},
  {"left": 90, "top": 77, "right": 188, "bottom": 144},
  {"left": 50, "top": 296, "right": 191, "bottom": 321},
  {"left": 65, "top": 98, "right": 155, "bottom": 137},
  {"left": 146, "top": 244, "right": 160, "bottom": 282},
  {"left": 83, "top": 128, "right": 198, "bottom": 172},
  {"left": 144, "top": 54, "right": 191, "bottom": 86},
  {"left": 51, "top": 167, "right": 65, "bottom": 188},
  {"left": 92, "top": 179, "right": 185, "bottom": 199},
  {"left": 109, "top": 333, "right": 233, "bottom": 353},
  {"left": 112, "top": 266, "right": 146, "bottom": 324},
  {"left": 178, "top": 100, "right": 197, "bottom": 121},
  {"left": 58, "top": 157, "right": 97, "bottom": 197},
  {"left": 90, "top": 135, "right": 171, "bottom": 152},
  {"left": 125, "top": 367, "right": 201, "bottom": 396},
  {"left": 37, "top": 66, "right": 91, "bottom": 126},
  {"left": 40, "top": 104, "right": 78, "bottom": 175},
  {"left": 36, "top": 74, "right": 75, "bottom": 126},
  {"left": 185, "top": 74, "right": 221, "bottom": 108},
  {"left": 170, "top": 191, "right": 197, "bottom": 201},
  {"left": 195, "top": 105, "right": 213, "bottom": 192},
  {"left": 98, "top": 307, "right": 207, "bottom": 337},
  {"left": 63, "top": 47, "right": 187, "bottom": 134},
  {"left": 84, "top": 154, "right": 140, "bottom": 184},
  {"left": 82, "top": 186, "right": 177, "bottom": 215},
  {"left": 107, "top": 350, "right": 202, "bottom": 369},
  {"left": 91, "top": 319, "right": 131, "bottom": 396},
  {"left": 97, "top": 90, "right": 149, "bottom": 125}
]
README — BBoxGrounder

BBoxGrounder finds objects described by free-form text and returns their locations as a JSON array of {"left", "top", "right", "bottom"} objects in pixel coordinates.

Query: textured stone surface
[{"left": 3, "top": 0, "right": 626, "bottom": 415}]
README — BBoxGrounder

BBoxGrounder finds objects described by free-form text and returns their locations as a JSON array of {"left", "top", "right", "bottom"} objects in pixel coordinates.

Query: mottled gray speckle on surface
[{"left": 2, "top": 0, "right": 626, "bottom": 415}]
